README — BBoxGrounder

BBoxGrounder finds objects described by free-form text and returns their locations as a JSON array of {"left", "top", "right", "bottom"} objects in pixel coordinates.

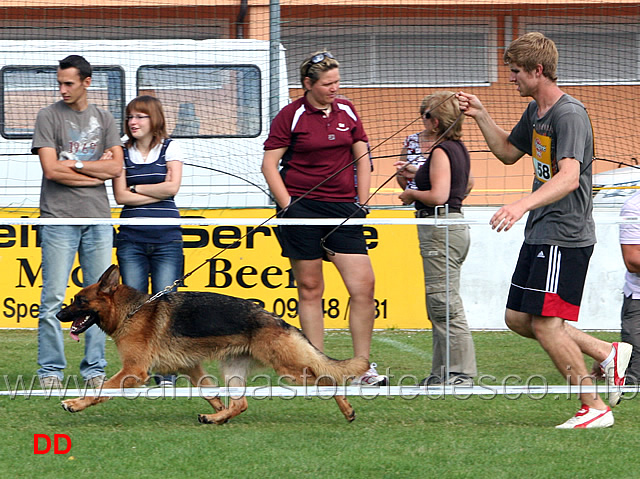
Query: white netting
[{"left": 0, "top": 2, "right": 636, "bottom": 211}]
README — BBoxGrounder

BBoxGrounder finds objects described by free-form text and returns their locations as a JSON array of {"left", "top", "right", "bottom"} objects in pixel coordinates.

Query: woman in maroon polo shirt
[{"left": 262, "top": 51, "right": 386, "bottom": 385}]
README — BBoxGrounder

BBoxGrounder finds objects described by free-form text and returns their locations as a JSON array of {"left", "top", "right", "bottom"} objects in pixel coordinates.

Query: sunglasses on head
[{"left": 304, "top": 52, "right": 335, "bottom": 77}]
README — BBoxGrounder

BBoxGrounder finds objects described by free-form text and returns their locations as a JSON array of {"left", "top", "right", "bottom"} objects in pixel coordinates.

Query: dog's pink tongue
[{"left": 70, "top": 331, "right": 80, "bottom": 342}]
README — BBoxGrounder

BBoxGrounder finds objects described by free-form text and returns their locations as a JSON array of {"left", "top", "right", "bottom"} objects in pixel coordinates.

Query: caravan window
[
  {"left": 0, "top": 66, "right": 125, "bottom": 139},
  {"left": 137, "top": 65, "right": 262, "bottom": 138}
]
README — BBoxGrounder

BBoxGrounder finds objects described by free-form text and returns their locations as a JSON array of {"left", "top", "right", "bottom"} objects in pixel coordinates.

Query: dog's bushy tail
[
  {"left": 298, "top": 340, "right": 370, "bottom": 386},
  {"left": 252, "top": 322, "right": 370, "bottom": 386}
]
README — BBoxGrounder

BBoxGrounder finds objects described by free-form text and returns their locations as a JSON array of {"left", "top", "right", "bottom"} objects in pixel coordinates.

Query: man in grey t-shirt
[
  {"left": 31, "top": 55, "right": 123, "bottom": 389},
  {"left": 456, "top": 33, "right": 631, "bottom": 429}
]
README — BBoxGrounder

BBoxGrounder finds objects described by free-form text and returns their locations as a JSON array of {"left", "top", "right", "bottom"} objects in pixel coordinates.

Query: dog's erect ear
[{"left": 98, "top": 265, "right": 121, "bottom": 294}]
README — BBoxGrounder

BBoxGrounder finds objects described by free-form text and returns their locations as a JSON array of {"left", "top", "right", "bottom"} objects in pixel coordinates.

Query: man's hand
[
  {"left": 591, "top": 360, "right": 605, "bottom": 380},
  {"left": 490, "top": 200, "right": 528, "bottom": 232},
  {"left": 97, "top": 150, "right": 113, "bottom": 162},
  {"left": 456, "top": 91, "right": 486, "bottom": 119}
]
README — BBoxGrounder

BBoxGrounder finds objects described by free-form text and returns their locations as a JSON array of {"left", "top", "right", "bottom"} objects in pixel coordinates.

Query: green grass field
[{"left": 1, "top": 329, "right": 639, "bottom": 478}]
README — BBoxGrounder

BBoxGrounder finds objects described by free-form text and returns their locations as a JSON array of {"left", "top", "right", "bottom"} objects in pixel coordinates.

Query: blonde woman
[{"left": 398, "top": 92, "right": 476, "bottom": 386}]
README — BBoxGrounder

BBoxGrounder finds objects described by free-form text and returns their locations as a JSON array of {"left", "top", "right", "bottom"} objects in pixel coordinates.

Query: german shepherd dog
[{"left": 56, "top": 265, "right": 370, "bottom": 424}]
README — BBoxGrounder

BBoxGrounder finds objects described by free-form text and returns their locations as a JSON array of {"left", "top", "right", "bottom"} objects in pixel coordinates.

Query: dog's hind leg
[
  {"left": 271, "top": 363, "right": 357, "bottom": 423},
  {"left": 197, "top": 356, "right": 250, "bottom": 425},
  {"left": 280, "top": 370, "right": 356, "bottom": 423},
  {"left": 334, "top": 396, "right": 356, "bottom": 422},
  {"left": 182, "top": 364, "right": 225, "bottom": 412},
  {"left": 61, "top": 366, "right": 148, "bottom": 413}
]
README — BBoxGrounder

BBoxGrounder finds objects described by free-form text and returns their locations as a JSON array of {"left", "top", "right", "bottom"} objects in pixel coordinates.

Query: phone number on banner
[{"left": 247, "top": 297, "right": 389, "bottom": 320}]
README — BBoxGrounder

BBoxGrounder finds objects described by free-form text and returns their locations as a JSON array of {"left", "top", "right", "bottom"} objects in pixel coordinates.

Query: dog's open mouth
[{"left": 69, "top": 314, "right": 97, "bottom": 342}]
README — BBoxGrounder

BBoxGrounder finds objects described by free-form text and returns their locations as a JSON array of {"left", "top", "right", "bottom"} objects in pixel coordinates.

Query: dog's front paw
[
  {"left": 61, "top": 398, "right": 85, "bottom": 413},
  {"left": 198, "top": 413, "right": 229, "bottom": 425}
]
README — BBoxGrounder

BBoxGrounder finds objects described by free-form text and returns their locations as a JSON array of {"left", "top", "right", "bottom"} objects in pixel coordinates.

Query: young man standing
[
  {"left": 457, "top": 32, "right": 631, "bottom": 428},
  {"left": 32, "top": 55, "right": 123, "bottom": 389}
]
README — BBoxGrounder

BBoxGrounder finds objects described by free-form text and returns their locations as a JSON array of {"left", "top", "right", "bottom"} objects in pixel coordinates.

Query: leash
[
  {"left": 126, "top": 147, "right": 633, "bottom": 318},
  {"left": 321, "top": 100, "right": 464, "bottom": 255},
  {"left": 183, "top": 162, "right": 275, "bottom": 202},
  {"left": 125, "top": 94, "right": 460, "bottom": 317}
]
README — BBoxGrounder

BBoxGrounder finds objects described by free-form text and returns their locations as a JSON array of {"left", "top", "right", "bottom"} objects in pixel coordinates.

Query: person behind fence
[
  {"left": 457, "top": 32, "right": 632, "bottom": 429},
  {"left": 113, "top": 95, "right": 184, "bottom": 387},
  {"left": 617, "top": 191, "right": 640, "bottom": 385},
  {"left": 394, "top": 107, "right": 428, "bottom": 202},
  {"left": 261, "top": 50, "right": 387, "bottom": 386},
  {"left": 396, "top": 92, "right": 477, "bottom": 386},
  {"left": 32, "top": 55, "right": 123, "bottom": 389}
]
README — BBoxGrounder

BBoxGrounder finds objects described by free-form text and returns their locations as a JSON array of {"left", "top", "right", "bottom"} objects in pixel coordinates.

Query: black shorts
[
  {"left": 506, "top": 243, "right": 593, "bottom": 322},
  {"left": 275, "top": 197, "right": 368, "bottom": 261}
]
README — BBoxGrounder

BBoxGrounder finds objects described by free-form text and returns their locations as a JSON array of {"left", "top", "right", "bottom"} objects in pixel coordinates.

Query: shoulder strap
[{"left": 159, "top": 138, "right": 172, "bottom": 160}]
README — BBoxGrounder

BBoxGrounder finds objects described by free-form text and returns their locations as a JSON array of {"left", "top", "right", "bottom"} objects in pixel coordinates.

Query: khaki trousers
[{"left": 418, "top": 214, "right": 477, "bottom": 377}]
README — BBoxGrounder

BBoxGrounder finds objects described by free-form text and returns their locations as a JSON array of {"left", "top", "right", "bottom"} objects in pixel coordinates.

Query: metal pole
[
  {"left": 435, "top": 204, "right": 451, "bottom": 383},
  {"left": 269, "top": 0, "right": 281, "bottom": 123}
]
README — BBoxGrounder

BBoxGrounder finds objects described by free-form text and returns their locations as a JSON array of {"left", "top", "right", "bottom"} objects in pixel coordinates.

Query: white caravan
[{"left": 0, "top": 39, "right": 289, "bottom": 210}]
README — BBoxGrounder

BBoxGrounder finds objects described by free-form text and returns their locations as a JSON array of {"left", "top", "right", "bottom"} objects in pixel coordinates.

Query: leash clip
[
  {"left": 126, "top": 282, "right": 176, "bottom": 319},
  {"left": 320, "top": 238, "right": 336, "bottom": 257}
]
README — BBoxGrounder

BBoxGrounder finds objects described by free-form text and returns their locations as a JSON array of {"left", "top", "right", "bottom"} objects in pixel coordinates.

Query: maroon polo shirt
[{"left": 264, "top": 95, "right": 368, "bottom": 202}]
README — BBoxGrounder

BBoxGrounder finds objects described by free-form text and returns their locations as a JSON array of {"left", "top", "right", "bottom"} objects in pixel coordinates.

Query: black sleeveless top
[{"left": 414, "top": 139, "right": 470, "bottom": 215}]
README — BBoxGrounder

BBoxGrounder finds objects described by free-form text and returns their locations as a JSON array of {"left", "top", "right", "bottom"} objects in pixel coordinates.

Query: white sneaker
[
  {"left": 351, "top": 362, "right": 388, "bottom": 386},
  {"left": 604, "top": 342, "right": 633, "bottom": 408},
  {"left": 555, "top": 405, "right": 614, "bottom": 429}
]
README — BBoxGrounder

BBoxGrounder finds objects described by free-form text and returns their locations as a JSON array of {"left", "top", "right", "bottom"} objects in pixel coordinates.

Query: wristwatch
[
  {"left": 129, "top": 185, "right": 137, "bottom": 194},
  {"left": 74, "top": 160, "right": 84, "bottom": 170}
]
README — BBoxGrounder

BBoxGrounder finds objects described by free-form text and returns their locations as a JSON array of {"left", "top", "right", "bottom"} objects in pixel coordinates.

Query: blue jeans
[
  {"left": 116, "top": 239, "right": 183, "bottom": 385},
  {"left": 115, "top": 240, "right": 183, "bottom": 294},
  {"left": 38, "top": 225, "right": 113, "bottom": 380}
]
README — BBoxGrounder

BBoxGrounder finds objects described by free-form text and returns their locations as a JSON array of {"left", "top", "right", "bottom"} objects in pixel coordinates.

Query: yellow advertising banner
[{"left": 0, "top": 208, "right": 430, "bottom": 329}]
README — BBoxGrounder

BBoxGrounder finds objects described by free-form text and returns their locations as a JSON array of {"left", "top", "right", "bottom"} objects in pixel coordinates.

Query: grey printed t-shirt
[
  {"left": 508, "top": 94, "right": 596, "bottom": 247},
  {"left": 31, "top": 100, "right": 121, "bottom": 218}
]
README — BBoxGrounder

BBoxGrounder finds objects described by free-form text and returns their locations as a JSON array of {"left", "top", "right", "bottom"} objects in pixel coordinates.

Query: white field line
[{"left": 374, "top": 336, "right": 432, "bottom": 360}]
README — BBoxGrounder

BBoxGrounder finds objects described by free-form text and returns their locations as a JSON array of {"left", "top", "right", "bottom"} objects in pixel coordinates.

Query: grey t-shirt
[
  {"left": 508, "top": 94, "right": 596, "bottom": 247},
  {"left": 31, "top": 101, "right": 121, "bottom": 218}
]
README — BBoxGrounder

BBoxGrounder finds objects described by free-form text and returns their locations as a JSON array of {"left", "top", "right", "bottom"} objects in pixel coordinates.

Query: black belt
[{"left": 415, "top": 207, "right": 461, "bottom": 218}]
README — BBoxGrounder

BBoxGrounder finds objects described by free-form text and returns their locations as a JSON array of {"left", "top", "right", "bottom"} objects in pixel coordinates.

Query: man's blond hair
[{"left": 503, "top": 32, "right": 558, "bottom": 82}]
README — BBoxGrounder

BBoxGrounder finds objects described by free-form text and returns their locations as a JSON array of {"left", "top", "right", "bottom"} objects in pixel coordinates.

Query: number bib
[{"left": 532, "top": 129, "right": 554, "bottom": 183}]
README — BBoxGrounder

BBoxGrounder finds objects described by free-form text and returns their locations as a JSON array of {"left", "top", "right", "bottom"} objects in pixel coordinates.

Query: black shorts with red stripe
[{"left": 506, "top": 243, "right": 594, "bottom": 321}]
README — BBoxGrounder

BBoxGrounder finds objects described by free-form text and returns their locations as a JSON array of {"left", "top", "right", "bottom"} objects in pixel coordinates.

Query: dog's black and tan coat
[{"left": 55, "top": 265, "right": 369, "bottom": 424}]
